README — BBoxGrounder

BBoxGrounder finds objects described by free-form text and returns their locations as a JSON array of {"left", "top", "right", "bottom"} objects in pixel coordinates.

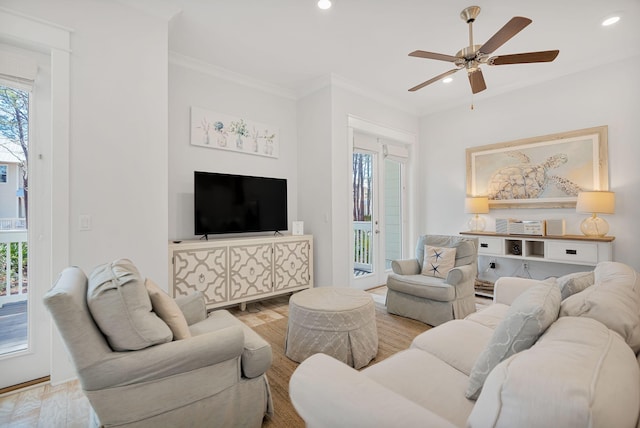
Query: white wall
[
  {"left": 420, "top": 56, "right": 640, "bottom": 276},
  {"left": 2, "top": 0, "right": 170, "bottom": 383},
  {"left": 297, "top": 81, "right": 419, "bottom": 287},
  {"left": 297, "top": 86, "right": 333, "bottom": 286},
  {"left": 168, "top": 61, "right": 299, "bottom": 241}
]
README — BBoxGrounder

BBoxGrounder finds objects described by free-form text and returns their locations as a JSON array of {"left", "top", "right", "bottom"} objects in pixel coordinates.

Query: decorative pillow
[
  {"left": 468, "top": 317, "right": 640, "bottom": 428},
  {"left": 145, "top": 278, "right": 192, "bottom": 340},
  {"left": 416, "top": 235, "right": 477, "bottom": 271},
  {"left": 87, "top": 259, "right": 172, "bottom": 351},
  {"left": 560, "top": 262, "right": 640, "bottom": 353},
  {"left": 465, "top": 283, "right": 561, "bottom": 399},
  {"left": 555, "top": 271, "right": 594, "bottom": 300},
  {"left": 421, "top": 245, "right": 456, "bottom": 278}
]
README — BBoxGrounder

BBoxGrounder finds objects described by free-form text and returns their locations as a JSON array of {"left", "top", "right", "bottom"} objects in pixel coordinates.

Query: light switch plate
[{"left": 79, "top": 214, "right": 92, "bottom": 231}]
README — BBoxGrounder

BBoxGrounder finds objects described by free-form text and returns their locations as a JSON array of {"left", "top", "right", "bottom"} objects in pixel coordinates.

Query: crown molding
[
  {"left": 0, "top": 7, "right": 73, "bottom": 52},
  {"left": 169, "top": 51, "right": 298, "bottom": 100},
  {"left": 296, "top": 73, "right": 418, "bottom": 116},
  {"left": 169, "top": 51, "right": 419, "bottom": 116}
]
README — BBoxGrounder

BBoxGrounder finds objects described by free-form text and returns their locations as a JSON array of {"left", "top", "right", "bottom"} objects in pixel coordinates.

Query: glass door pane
[
  {"left": 353, "top": 152, "right": 374, "bottom": 278},
  {"left": 0, "top": 84, "right": 29, "bottom": 357},
  {"left": 384, "top": 158, "right": 402, "bottom": 270}
]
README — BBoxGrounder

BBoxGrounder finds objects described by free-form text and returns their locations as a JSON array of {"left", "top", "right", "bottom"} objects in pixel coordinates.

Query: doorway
[
  {"left": 0, "top": 9, "right": 71, "bottom": 389},
  {"left": 0, "top": 47, "right": 54, "bottom": 390},
  {"left": 0, "top": 83, "right": 30, "bottom": 360},
  {"left": 351, "top": 131, "right": 408, "bottom": 290}
]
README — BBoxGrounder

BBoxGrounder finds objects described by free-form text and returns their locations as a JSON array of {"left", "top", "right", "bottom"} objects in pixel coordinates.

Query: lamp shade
[
  {"left": 576, "top": 191, "right": 615, "bottom": 214},
  {"left": 465, "top": 197, "right": 489, "bottom": 214}
]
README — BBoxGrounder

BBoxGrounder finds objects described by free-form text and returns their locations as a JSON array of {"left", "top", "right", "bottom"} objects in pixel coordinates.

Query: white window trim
[{"left": 0, "top": 6, "right": 71, "bottom": 280}]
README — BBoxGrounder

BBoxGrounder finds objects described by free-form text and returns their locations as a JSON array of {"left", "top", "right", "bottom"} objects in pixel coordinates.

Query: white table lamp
[
  {"left": 576, "top": 191, "right": 615, "bottom": 237},
  {"left": 465, "top": 197, "right": 489, "bottom": 232}
]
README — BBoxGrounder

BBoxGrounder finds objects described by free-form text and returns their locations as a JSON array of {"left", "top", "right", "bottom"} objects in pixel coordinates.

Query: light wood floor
[
  {"left": 0, "top": 379, "right": 90, "bottom": 428},
  {"left": 0, "top": 287, "right": 491, "bottom": 427}
]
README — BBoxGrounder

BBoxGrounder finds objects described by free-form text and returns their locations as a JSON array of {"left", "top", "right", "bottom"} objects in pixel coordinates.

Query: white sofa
[{"left": 290, "top": 261, "right": 640, "bottom": 427}]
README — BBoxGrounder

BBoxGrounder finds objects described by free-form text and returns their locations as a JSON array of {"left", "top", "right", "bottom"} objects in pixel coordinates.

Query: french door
[
  {"left": 0, "top": 51, "right": 52, "bottom": 389},
  {"left": 351, "top": 132, "right": 406, "bottom": 290}
]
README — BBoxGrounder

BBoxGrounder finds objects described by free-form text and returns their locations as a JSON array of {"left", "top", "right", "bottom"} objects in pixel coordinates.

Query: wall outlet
[
  {"left": 489, "top": 261, "right": 496, "bottom": 269},
  {"left": 79, "top": 214, "right": 92, "bottom": 231}
]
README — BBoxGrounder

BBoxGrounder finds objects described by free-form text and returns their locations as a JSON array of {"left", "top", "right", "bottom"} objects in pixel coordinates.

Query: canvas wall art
[
  {"left": 190, "top": 107, "right": 279, "bottom": 158},
  {"left": 466, "top": 126, "right": 608, "bottom": 208}
]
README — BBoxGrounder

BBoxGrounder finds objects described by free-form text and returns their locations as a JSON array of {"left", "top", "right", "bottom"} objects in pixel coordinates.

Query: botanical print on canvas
[{"left": 191, "top": 107, "right": 279, "bottom": 158}]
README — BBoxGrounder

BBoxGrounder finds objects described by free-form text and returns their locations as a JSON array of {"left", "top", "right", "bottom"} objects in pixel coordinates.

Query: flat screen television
[{"left": 194, "top": 171, "right": 288, "bottom": 237}]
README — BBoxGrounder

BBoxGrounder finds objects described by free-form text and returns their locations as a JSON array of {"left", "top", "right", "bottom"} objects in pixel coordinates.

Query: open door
[{"left": 351, "top": 131, "right": 407, "bottom": 290}]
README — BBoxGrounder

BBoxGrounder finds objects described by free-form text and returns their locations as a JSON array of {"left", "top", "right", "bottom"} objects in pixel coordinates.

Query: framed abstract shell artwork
[
  {"left": 466, "top": 126, "right": 608, "bottom": 208},
  {"left": 190, "top": 106, "right": 279, "bottom": 158}
]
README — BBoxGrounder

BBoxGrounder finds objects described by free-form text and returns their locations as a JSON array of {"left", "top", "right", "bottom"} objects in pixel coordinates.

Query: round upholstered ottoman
[{"left": 284, "top": 287, "right": 378, "bottom": 369}]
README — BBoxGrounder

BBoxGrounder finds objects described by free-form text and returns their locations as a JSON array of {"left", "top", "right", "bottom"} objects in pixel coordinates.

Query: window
[{"left": 0, "top": 164, "right": 6, "bottom": 183}]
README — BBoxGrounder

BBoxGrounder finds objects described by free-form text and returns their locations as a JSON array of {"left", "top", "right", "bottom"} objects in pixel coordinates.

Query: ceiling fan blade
[
  {"left": 468, "top": 69, "right": 487, "bottom": 94},
  {"left": 478, "top": 17, "right": 532, "bottom": 55},
  {"left": 488, "top": 50, "right": 559, "bottom": 65},
  {"left": 409, "top": 50, "right": 459, "bottom": 63},
  {"left": 408, "top": 68, "right": 460, "bottom": 92}
]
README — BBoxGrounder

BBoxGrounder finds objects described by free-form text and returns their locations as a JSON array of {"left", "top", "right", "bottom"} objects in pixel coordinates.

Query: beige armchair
[
  {"left": 43, "top": 262, "right": 273, "bottom": 428},
  {"left": 386, "top": 235, "right": 478, "bottom": 326}
]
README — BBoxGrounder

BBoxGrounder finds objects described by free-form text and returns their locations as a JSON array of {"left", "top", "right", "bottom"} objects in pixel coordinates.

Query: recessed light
[
  {"left": 443, "top": 77, "right": 453, "bottom": 83},
  {"left": 318, "top": 0, "right": 331, "bottom": 10},
  {"left": 602, "top": 16, "right": 620, "bottom": 26}
]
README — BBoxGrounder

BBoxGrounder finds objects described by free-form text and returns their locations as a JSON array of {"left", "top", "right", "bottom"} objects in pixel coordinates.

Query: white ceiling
[{"left": 134, "top": 0, "right": 640, "bottom": 115}]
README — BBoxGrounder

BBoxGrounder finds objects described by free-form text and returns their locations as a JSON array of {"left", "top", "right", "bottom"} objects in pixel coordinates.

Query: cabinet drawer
[
  {"left": 477, "top": 236, "right": 503, "bottom": 255},
  {"left": 546, "top": 241, "right": 598, "bottom": 264}
]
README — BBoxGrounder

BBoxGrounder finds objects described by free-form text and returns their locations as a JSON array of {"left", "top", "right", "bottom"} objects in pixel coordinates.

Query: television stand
[{"left": 168, "top": 234, "right": 314, "bottom": 311}]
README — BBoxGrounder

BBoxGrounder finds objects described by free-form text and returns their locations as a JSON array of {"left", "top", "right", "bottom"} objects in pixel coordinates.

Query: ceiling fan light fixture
[
  {"left": 601, "top": 16, "right": 620, "bottom": 26},
  {"left": 443, "top": 77, "right": 453, "bottom": 84},
  {"left": 407, "top": 7, "right": 559, "bottom": 95},
  {"left": 317, "top": 0, "right": 332, "bottom": 10}
]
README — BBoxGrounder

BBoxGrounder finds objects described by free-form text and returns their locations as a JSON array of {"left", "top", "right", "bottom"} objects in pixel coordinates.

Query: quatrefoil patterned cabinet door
[
  {"left": 274, "top": 240, "right": 311, "bottom": 291},
  {"left": 229, "top": 242, "right": 273, "bottom": 300},
  {"left": 172, "top": 246, "right": 228, "bottom": 306}
]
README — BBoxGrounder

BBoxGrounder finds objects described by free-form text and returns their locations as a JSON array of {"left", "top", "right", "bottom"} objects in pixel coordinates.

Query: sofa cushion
[
  {"left": 560, "top": 261, "right": 640, "bottom": 353},
  {"left": 466, "top": 283, "right": 561, "bottom": 399},
  {"left": 363, "top": 349, "right": 476, "bottom": 428},
  {"left": 191, "top": 309, "right": 272, "bottom": 378},
  {"left": 468, "top": 317, "right": 640, "bottom": 428},
  {"left": 386, "top": 273, "right": 455, "bottom": 302},
  {"left": 87, "top": 259, "right": 172, "bottom": 351},
  {"left": 416, "top": 235, "right": 477, "bottom": 271},
  {"left": 464, "top": 303, "right": 510, "bottom": 330},
  {"left": 421, "top": 245, "right": 456, "bottom": 278},
  {"left": 411, "top": 319, "right": 493, "bottom": 376},
  {"left": 145, "top": 278, "right": 192, "bottom": 340},
  {"left": 555, "top": 270, "right": 594, "bottom": 300}
]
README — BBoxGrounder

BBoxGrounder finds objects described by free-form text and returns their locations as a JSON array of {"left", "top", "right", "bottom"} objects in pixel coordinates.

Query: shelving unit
[
  {"left": 462, "top": 231, "right": 614, "bottom": 298},
  {"left": 460, "top": 231, "right": 614, "bottom": 266}
]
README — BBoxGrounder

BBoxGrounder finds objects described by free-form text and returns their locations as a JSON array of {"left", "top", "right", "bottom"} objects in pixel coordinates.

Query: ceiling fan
[{"left": 408, "top": 6, "right": 559, "bottom": 94}]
